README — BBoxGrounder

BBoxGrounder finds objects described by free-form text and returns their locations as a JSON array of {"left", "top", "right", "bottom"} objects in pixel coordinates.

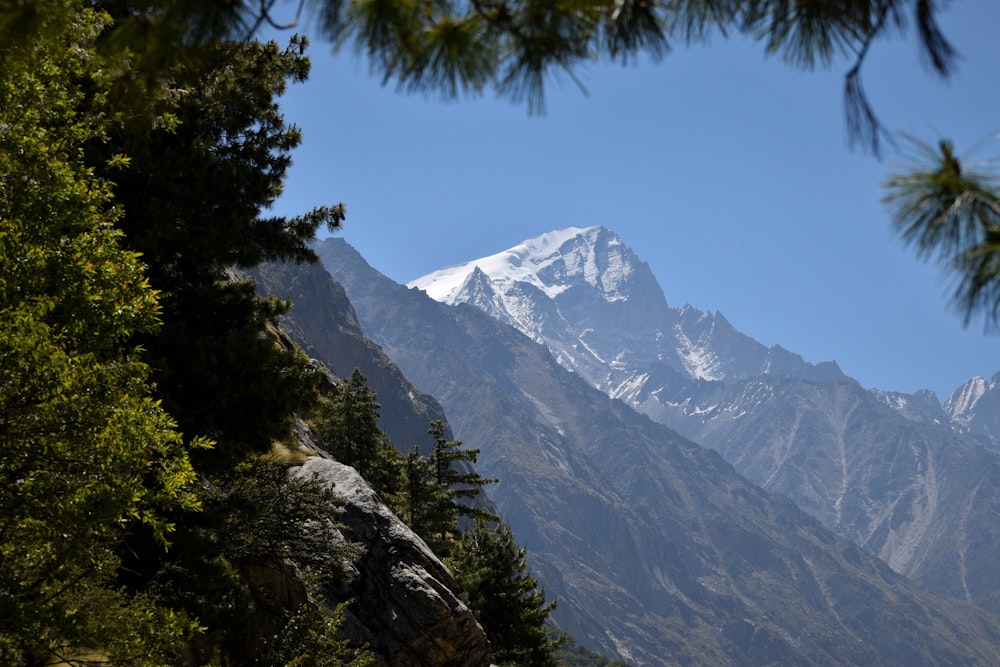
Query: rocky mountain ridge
[
  {"left": 289, "top": 237, "right": 1000, "bottom": 666},
  {"left": 874, "top": 373, "right": 1000, "bottom": 449},
  {"left": 407, "top": 226, "right": 1000, "bottom": 616},
  {"left": 411, "top": 226, "right": 998, "bottom": 445}
]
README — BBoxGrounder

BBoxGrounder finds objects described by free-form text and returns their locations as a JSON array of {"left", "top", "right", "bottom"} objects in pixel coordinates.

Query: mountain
[
  {"left": 872, "top": 375, "right": 1000, "bottom": 450},
  {"left": 412, "top": 226, "right": 847, "bottom": 393},
  {"left": 944, "top": 373, "right": 1000, "bottom": 445},
  {"left": 408, "top": 226, "right": 1000, "bottom": 616},
  {"left": 251, "top": 261, "right": 448, "bottom": 453},
  {"left": 298, "top": 236, "right": 1000, "bottom": 666}
]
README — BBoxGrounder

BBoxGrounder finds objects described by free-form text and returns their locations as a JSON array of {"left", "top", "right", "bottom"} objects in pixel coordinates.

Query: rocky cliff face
[
  {"left": 293, "top": 456, "right": 492, "bottom": 667},
  {"left": 305, "top": 237, "right": 1000, "bottom": 666}
]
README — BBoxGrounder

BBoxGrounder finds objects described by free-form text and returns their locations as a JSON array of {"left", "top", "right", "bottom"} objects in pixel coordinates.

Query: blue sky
[{"left": 267, "top": 1, "right": 999, "bottom": 399}]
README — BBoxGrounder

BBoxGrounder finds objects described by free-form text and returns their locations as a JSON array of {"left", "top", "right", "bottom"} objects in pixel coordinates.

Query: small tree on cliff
[
  {"left": 446, "top": 519, "right": 563, "bottom": 667},
  {"left": 428, "top": 420, "right": 499, "bottom": 523},
  {"left": 316, "top": 369, "right": 402, "bottom": 494}
]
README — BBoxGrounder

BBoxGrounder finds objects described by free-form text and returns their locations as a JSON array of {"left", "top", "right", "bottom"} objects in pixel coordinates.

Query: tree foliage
[
  {"left": 132, "top": 459, "right": 365, "bottom": 664},
  {"left": 314, "top": 369, "right": 402, "bottom": 492},
  {"left": 314, "top": 0, "right": 957, "bottom": 143},
  {"left": 0, "top": 4, "right": 203, "bottom": 662},
  {"left": 401, "top": 445, "right": 453, "bottom": 552},
  {"left": 884, "top": 138, "right": 1000, "bottom": 329},
  {"left": 1, "top": 2, "right": 363, "bottom": 662},
  {"left": 446, "top": 519, "right": 562, "bottom": 667},
  {"left": 82, "top": 31, "right": 344, "bottom": 472},
  {"left": 428, "top": 419, "right": 498, "bottom": 517},
  {"left": 3, "top": 1, "right": 961, "bottom": 151}
]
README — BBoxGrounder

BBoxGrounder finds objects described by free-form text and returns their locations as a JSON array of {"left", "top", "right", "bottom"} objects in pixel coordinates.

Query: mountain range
[
  {"left": 404, "top": 226, "right": 1000, "bottom": 616},
  {"left": 251, "top": 233, "right": 1000, "bottom": 665}
]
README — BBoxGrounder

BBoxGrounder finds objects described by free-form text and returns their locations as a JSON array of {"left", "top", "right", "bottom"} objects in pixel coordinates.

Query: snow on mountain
[
  {"left": 945, "top": 375, "right": 990, "bottom": 425},
  {"left": 411, "top": 226, "right": 847, "bottom": 402},
  {"left": 411, "top": 226, "right": 619, "bottom": 303},
  {"left": 942, "top": 373, "right": 1000, "bottom": 445},
  {"left": 412, "top": 226, "right": 1000, "bottom": 449}
]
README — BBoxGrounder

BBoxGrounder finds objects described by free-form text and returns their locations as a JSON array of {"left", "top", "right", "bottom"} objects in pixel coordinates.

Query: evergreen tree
[
  {"left": 83, "top": 33, "right": 344, "bottom": 473},
  {"left": 315, "top": 369, "right": 402, "bottom": 494},
  {"left": 446, "top": 519, "right": 563, "bottom": 667},
  {"left": 402, "top": 446, "right": 452, "bottom": 553},
  {"left": 397, "top": 423, "right": 498, "bottom": 556},
  {"left": 3, "top": 2, "right": 964, "bottom": 153},
  {"left": 428, "top": 420, "right": 499, "bottom": 523}
]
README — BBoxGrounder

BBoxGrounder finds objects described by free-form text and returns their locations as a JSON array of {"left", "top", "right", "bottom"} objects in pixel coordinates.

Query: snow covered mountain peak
[
  {"left": 408, "top": 226, "right": 851, "bottom": 418},
  {"left": 409, "top": 226, "right": 637, "bottom": 305}
]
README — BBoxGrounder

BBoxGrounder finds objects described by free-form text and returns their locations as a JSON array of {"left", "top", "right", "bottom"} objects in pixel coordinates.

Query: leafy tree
[
  {"left": 0, "top": 3, "right": 202, "bottom": 662},
  {"left": 0, "top": 7, "right": 363, "bottom": 662},
  {"left": 271, "top": 598, "right": 375, "bottom": 667},
  {"left": 884, "top": 138, "right": 1000, "bottom": 329},
  {"left": 446, "top": 519, "right": 563, "bottom": 667}
]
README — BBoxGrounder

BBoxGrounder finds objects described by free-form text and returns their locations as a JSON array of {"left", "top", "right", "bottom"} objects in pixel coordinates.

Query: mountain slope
[
  {"left": 252, "top": 261, "right": 447, "bottom": 452},
  {"left": 304, "top": 237, "right": 1000, "bottom": 666},
  {"left": 409, "top": 226, "right": 1000, "bottom": 615}
]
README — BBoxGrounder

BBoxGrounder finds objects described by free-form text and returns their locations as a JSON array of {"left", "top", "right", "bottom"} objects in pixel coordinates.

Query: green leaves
[{"left": 0, "top": 3, "right": 201, "bottom": 660}]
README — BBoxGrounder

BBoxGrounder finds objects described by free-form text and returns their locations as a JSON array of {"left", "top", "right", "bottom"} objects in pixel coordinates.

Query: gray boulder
[{"left": 293, "top": 457, "right": 492, "bottom": 667}]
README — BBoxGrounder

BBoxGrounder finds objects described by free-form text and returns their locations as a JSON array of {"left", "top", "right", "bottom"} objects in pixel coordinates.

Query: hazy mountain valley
[
  {"left": 253, "top": 230, "right": 1000, "bottom": 666},
  {"left": 401, "top": 226, "right": 1000, "bottom": 615}
]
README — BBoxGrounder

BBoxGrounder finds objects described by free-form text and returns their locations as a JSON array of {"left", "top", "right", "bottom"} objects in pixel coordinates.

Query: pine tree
[
  {"left": 884, "top": 138, "right": 1000, "bottom": 329},
  {"left": 428, "top": 420, "right": 499, "bottom": 523},
  {"left": 399, "top": 422, "right": 499, "bottom": 556},
  {"left": 402, "top": 446, "right": 452, "bottom": 552},
  {"left": 82, "top": 33, "right": 343, "bottom": 473},
  {"left": 446, "top": 519, "right": 563, "bottom": 667},
  {"left": 316, "top": 369, "right": 402, "bottom": 494}
]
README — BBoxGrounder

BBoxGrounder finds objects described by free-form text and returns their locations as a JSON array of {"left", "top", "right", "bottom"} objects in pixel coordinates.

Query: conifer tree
[
  {"left": 402, "top": 446, "right": 452, "bottom": 552},
  {"left": 82, "top": 32, "right": 343, "bottom": 472},
  {"left": 884, "top": 138, "right": 1000, "bottom": 329},
  {"left": 446, "top": 519, "right": 563, "bottom": 667},
  {"left": 316, "top": 369, "right": 402, "bottom": 494},
  {"left": 428, "top": 420, "right": 499, "bottom": 523}
]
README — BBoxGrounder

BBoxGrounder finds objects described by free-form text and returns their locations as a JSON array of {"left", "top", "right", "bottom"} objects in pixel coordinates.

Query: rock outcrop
[{"left": 293, "top": 457, "right": 492, "bottom": 667}]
